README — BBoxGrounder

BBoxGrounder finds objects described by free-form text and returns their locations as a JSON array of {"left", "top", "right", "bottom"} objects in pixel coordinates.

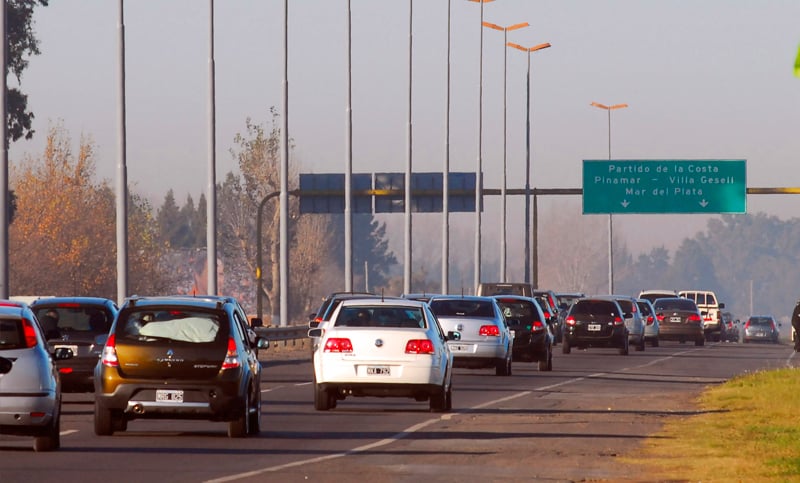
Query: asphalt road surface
[{"left": 2, "top": 340, "right": 797, "bottom": 483}]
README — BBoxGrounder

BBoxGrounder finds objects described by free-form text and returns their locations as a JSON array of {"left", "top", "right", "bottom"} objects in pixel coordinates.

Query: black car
[
  {"left": 30, "top": 297, "right": 119, "bottom": 392},
  {"left": 308, "top": 292, "right": 376, "bottom": 329},
  {"left": 94, "top": 295, "right": 269, "bottom": 437},
  {"left": 532, "top": 292, "right": 561, "bottom": 346},
  {"left": 562, "top": 297, "right": 629, "bottom": 355},
  {"left": 493, "top": 295, "right": 553, "bottom": 371}
]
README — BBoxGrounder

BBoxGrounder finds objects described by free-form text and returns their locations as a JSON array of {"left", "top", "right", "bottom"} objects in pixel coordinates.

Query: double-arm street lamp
[
  {"left": 482, "top": 20, "right": 528, "bottom": 282},
  {"left": 590, "top": 101, "right": 628, "bottom": 294},
  {"left": 507, "top": 41, "right": 550, "bottom": 287}
]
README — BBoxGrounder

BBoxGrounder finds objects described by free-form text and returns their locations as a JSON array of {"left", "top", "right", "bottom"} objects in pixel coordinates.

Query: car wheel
[
  {"left": 247, "top": 387, "right": 262, "bottom": 436},
  {"left": 94, "top": 400, "right": 114, "bottom": 436},
  {"left": 651, "top": 337, "right": 659, "bottom": 348},
  {"left": 429, "top": 383, "right": 447, "bottom": 412},
  {"left": 538, "top": 345, "right": 552, "bottom": 372},
  {"left": 635, "top": 335, "right": 645, "bottom": 352},
  {"left": 695, "top": 337, "right": 705, "bottom": 346},
  {"left": 562, "top": 338, "right": 571, "bottom": 354},
  {"left": 444, "top": 380, "right": 453, "bottom": 411},
  {"left": 314, "top": 382, "right": 332, "bottom": 411},
  {"left": 228, "top": 389, "right": 250, "bottom": 438},
  {"left": 619, "top": 336, "right": 629, "bottom": 355},
  {"left": 34, "top": 411, "right": 60, "bottom": 452}
]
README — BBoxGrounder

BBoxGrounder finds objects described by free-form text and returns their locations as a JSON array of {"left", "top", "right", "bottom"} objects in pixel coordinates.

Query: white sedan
[{"left": 307, "top": 298, "right": 458, "bottom": 412}]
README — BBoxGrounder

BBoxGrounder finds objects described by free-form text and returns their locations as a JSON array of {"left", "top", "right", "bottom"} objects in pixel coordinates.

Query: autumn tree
[{"left": 9, "top": 124, "right": 173, "bottom": 298}]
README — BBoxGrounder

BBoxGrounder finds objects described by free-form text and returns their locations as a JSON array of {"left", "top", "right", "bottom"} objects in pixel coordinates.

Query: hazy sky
[{"left": 8, "top": 0, "right": 800, "bottom": 276}]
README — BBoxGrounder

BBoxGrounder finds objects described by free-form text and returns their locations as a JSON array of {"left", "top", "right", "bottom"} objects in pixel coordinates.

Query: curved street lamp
[
  {"left": 508, "top": 41, "right": 551, "bottom": 287},
  {"left": 590, "top": 101, "right": 628, "bottom": 294}
]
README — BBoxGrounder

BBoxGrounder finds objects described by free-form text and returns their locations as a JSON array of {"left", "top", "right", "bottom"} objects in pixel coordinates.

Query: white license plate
[
  {"left": 587, "top": 324, "right": 602, "bottom": 331},
  {"left": 156, "top": 389, "right": 184, "bottom": 403},
  {"left": 670, "top": 317, "right": 682, "bottom": 323},
  {"left": 366, "top": 366, "right": 390, "bottom": 375},
  {"left": 54, "top": 344, "right": 79, "bottom": 356},
  {"left": 450, "top": 344, "right": 470, "bottom": 352}
]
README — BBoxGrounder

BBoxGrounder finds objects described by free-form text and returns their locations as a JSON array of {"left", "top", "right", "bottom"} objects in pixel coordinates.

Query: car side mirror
[
  {"left": 255, "top": 337, "right": 270, "bottom": 349},
  {"left": 447, "top": 331, "right": 461, "bottom": 341},
  {"left": 250, "top": 317, "right": 264, "bottom": 328},
  {"left": 308, "top": 328, "right": 323, "bottom": 338},
  {"left": 719, "top": 302, "right": 725, "bottom": 309}
]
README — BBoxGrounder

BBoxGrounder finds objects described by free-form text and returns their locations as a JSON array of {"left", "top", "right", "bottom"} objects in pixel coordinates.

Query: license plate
[
  {"left": 54, "top": 344, "right": 79, "bottom": 356},
  {"left": 366, "top": 366, "right": 390, "bottom": 376},
  {"left": 587, "top": 324, "right": 601, "bottom": 331},
  {"left": 450, "top": 344, "right": 469, "bottom": 352},
  {"left": 156, "top": 389, "right": 184, "bottom": 403},
  {"left": 670, "top": 317, "right": 682, "bottom": 323}
]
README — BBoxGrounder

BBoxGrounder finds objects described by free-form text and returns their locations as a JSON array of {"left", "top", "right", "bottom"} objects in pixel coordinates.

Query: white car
[
  {"left": 308, "top": 298, "right": 457, "bottom": 412},
  {"left": 428, "top": 295, "right": 514, "bottom": 376}
]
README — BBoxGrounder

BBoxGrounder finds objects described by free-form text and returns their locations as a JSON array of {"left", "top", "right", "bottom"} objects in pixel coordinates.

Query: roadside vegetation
[{"left": 633, "top": 366, "right": 800, "bottom": 481}]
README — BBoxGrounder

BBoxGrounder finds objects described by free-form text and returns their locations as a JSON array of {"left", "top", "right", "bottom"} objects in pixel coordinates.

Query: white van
[{"left": 678, "top": 290, "right": 725, "bottom": 341}]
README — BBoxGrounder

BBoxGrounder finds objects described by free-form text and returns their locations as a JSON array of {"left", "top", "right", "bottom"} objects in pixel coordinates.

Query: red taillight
[
  {"left": 221, "top": 337, "right": 241, "bottom": 369},
  {"left": 548, "top": 296, "right": 557, "bottom": 310},
  {"left": 324, "top": 338, "right": 353, "bottom": 353},
  {"left": 613, "top": 316, "right": 624, "bottom": 326},
  {"left": 22, "top": 318, "right": 38, "bottom": 348},
  {"left": 688, "top": 314, "right": 702, "bottom": 324},
  {"left": 744, "top": 320, "right": 751, "bottom": 329},
  {"left": 656, "top": 313, "right": 665, "bottom": 323},
  {"left": 479, "top": 325, "right": 501, "bottom": 336},
  {"left": 101, "top": 334, "right": 119, "bottom": 367},
  {"left": 565, "top": 316, "right": 576, "bottom": 326},
  {"left": 59, "top": 367, "right": 73, "bottom": 374},
  {"left": 405, "top": 339, "right": 435, "bottom": 354},
  {"left": 56, "top": 303, "right": 81, "bottom": 308},
  {"left": 531, "top": 320, "right": 545, "bottom": 331},
  {"left": 646, "top": 315, "right": 654, "bottom": 326},
  {"left": 543, "top": 311, "right": 552, "bottom": 319}
]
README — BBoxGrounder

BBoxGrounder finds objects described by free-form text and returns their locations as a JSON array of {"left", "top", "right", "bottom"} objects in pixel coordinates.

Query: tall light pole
[
  {"left": 403, "top": 0, "right": 413, "bottom": 295},
  {"left": 206, "top": 0, "right": 218, "bottom": 295},
  {"left": 482, "top": 20, "right": 528, "bottom": 283},
  {"left": 590, "top": 101, "right": 628, "bottom": 294},
  {"left": 344, "top": 0, "right": 353, "bottom": 291},
  {"left": 279, "top": 0, "right": 289, "bottom": 325},
  {"left": 508, "top": 41, "right": 550, "bottom": 287},
  {"left": 467, "top": 0, "right": 495, "bottom": 292},
  {"left": 442, "top": 0, "right": 452, "bottom": 294}
]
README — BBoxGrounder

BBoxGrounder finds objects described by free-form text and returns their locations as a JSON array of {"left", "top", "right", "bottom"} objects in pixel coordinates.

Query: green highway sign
[{"left": 582, "top": 160, "right": 747, "bottom": 214}]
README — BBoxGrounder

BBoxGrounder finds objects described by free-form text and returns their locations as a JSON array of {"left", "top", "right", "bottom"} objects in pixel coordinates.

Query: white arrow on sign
[
  {"left": 699, "top": 199, "right": 709, "bottom": 207},
  {"left": 621, "top": 200, "right": 630, "bottom": 208}
]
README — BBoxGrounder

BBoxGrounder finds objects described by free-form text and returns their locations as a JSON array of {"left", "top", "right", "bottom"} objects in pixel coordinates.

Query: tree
[
  {"left": 6, "top": 0, "right": 49, "bottom": 143},
  {"left": 9, "top": 124, "right": 173, "bottom": 297}
]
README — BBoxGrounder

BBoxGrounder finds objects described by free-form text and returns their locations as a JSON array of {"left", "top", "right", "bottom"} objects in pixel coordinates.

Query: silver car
[
  {"left": 428, "top": 295, "right": 513, "bottom": 376},
  {"left": 636, "top": 298, "right": 660, "bottom": 347},
  {"left": 0, "top": 300, "right": 72, "bottom": 451},
  {"left": 606, "top": 295, "right": 646, "bottom": 352}
]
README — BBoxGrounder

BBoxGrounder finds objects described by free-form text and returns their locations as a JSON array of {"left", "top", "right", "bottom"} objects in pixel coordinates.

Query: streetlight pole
[
  {"left": 442, "top": 0, "right": 451, "bottom": 294},
  {"left": 508, "top": 41, "right": 550, "bottom": 287},
  {"left": 482, "top": 20, "right": 528, "bottom": 283},
  {"left": 467, "top": 0, "right": 495, "bottom": 293},
  {"left": 590, "top": 101, "right": 628, "bottom": 294}
]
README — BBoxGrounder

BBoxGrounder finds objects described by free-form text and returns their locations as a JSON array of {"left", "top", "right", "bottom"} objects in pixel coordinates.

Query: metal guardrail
[{"left": 255, "top": 325, "right": 309, "bottom": 348}]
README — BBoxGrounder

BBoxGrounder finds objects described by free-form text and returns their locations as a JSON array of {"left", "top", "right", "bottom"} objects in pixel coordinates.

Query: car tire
[
  {"left": 314, "top": 382, "right": 332, "bottom": 411},
  {"left": 34, "top": 412, "right": 60, "bottom": 452},
  {"left": 651, "top": 337, "right": 659, "bottom": 348},
  {"left": 635, "top": 335, "right": 645, "bottom": 352},
  {"left": 94, "top": 401, "right": 114, "bottom": 436},
  {"left": 495, "top": 353, "right": 512, "bottom": 376},
  {"left": 429, "top": 383, "right": 447, "bottom": 412},
  {"left": 562, "top": 338, "right": 571, "bottom": 354},
  {"left": 228, "top": 391, "right": 250, "bottom": 438},
  {"left": 445, "top": 380, "right": 453, "bottom": 411},
  {"left": 538, "top": 345, "right": 552, "bottom": 372},
  {"left": 619, "top": 337, "right": 629, "bottom": 355},
  {"left": 695, "top": 337, "right": 705, "bottom": 346},
  {"left": 247, "top": 387, "right": 262, "bottom": 436}
]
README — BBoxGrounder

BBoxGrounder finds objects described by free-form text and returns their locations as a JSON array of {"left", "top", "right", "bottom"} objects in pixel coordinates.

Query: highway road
[{"left": 2, "top": 341, "right": 797, "bottom": 482}]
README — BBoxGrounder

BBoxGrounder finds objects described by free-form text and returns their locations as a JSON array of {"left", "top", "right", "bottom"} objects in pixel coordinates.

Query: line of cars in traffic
[{"left": 1, "top": 294, "right": 270, "bottom": 451}]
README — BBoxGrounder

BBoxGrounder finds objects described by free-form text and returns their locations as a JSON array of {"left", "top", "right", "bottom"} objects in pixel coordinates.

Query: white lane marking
[
  {"left": 261, "top": 385, "right": 284, "bottom": 393},
  {"left": 787, "top": 349, "right": 797, "bottom": 367},
  {"left": 294, "top": 382, "right": 312, "bottom": 387},
  {"left": 60, "top": 429, "right": 79, "bottom": 436},
  {"left": 209, "top": 347, "right": 705, "bottom": 482}
]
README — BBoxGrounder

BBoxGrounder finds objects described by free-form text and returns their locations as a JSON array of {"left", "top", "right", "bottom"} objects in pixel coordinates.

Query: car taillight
[
  {"left": 565, "top": 316, "right": 576, "bottom": 326},
  {"left": 324, "top": 338, "right": 353, "bottom": 353},
  {"left": 479, "top": 325, "right": 501, "bottom": 336},
  {"left": 656, "top": 313, "right": 665, "bottom": 322},
  {"left": 101, "top": 334, "right": 119, "bottom": 367},
  {"left": 221, "top": 337, "right": 240, "bottom": 369},
  {"left": 688, "top": 314, "right": 702, "bottom": 324},
  {"left": 646, "top": 315, "right": 654, "bottom": 325},
  {"left": 531, "top": 320, "right": 545, "bottom": 331},
  {"left": 543, "top": 311, "right": 552, "bottom": 319},
  {"left": 405, "top": 339, "right": 435, "bottom": 354},
  {"left": 22, "top": 318, "right": 38, "bottom": 348},
  {"left": 59, "top": 367, "right": 74, "bottom": 374},
  {"left": 744, "top": 320, "right": 751, "bottom": 329},
  {"left": 613, "top": 316, "right": 624, "bottom": 326}
]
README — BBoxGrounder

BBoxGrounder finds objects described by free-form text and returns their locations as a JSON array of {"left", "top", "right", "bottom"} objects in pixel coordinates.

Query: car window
[
  {"left": 572, "top": 300, "right": 618, "bottom": 317},
  {"left": 496, "top": 300, "right": 542, "bottom": 324},
  {"left": 335, "top": 306, "right": 425, "bottom": 328},
  {"left": 636, "top": 302, "right": 653, "bottom": 317},
  {"left": 33, "top": 305, "right": 112, "bottom": 336},
  {"left": 0, "top": 318, "right": 28, "bottom": 350},
  {"left": 429, "top": 300, "right": 495, "bottom": 318},
  {"left": 231, "top": 311, "right": 251, "bottom": 348},
  {"left": 121, "top": 309, "right": 227, "bottom": 344},
  {"left": 654, "top": 299, "right": 697, "bottom": 311}
]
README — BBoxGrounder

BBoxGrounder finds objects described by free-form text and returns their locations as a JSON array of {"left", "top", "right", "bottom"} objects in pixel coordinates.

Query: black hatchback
[
  {"left": 30, "top": 297, "right": 119, "bottom": 392},
  {"left": 562, "top": 297, "right": 629, "bottom": 355},
  {"left": 493, "top": 295, "right": 553, "bottom": 371}
]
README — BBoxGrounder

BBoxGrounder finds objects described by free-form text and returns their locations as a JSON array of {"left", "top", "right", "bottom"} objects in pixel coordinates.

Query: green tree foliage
[
  {"left": 6, "top": 0, "right": 49, "bottom": 142},
  {"left": 326, "top": 214, "right": 398, "bottom": 293}
]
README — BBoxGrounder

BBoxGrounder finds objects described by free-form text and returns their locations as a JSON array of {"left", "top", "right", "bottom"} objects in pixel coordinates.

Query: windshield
[
  {"left": 334, "top": 306, "right": 425, "bottom": 328},
  {"left": 430, "top": 299, "right": 495, "bottom": 318},
  {"left": 121, "top": 309, "right": 226, "bottom": 344}
]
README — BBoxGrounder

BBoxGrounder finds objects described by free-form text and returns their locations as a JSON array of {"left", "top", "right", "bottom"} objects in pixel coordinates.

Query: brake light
[
  {"left": 613, "top": 316, "right": 624, "bottom": 326},
  {"left": 531, "top": 320, "right": 545, "bottom": 331},
  {"left": 101, "top": 334, "right": 119, "bottom": 367},
  {"left": 543, "top": 311, "right": 552, "bottom": 319},
  {"left": 22, "top": 318, "right": 38, "bottom": 348},
  {"left": 479, "top": 325, "right": 500, "bottom": 336},
  {"left": 744, "top": 320, "right": 750, "bottom": 329},
  {"left": 221, "top": 337, "right": 240, "bottom": 369},
  {"left": 405, "top": 339, "right": 435, "bottom": 354},
  {"left": 688, "top": 314, "right": 702, "bottom": 324},
  {"left": 59, "top": 367, "right": 74, "bottom": 374},
  {"left": 646, "top": 315, "right": 654, "bottom": 326},
  {"left": 548, "top": 296, "right": 556, "bottom": 311},
  {"left": 565, "top": 316, "right": 576, "bottom": 326},
  {"left": 324, "top": 338, "right": 353, "bottom": 353},
  {"left": 656, "top": 313, "right": 665, "bottom": 323},
  {"left": 56, "top": 303, "right": 81, "bottom": 308},
  {"left": 0, "top": 301, "right": 24, "bottom": 307}
]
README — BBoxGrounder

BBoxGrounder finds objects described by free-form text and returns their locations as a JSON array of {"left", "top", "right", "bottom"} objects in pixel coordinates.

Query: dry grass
[{"left": 630, "top": 368, "right": 800, "bottom": 482}]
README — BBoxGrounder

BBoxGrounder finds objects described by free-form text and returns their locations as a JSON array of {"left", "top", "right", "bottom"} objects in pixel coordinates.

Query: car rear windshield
[
  {"left": 748, "top": 317, "right": 773, "bottom": 326},
  {"left": 334, "top": 306, "right": 425, "bottom": 328},
  {"left": 636, "top": 302, "right": 653, "bottom": 316},
  {"left": 33, "top": 305, "right": 113, "bottom": 339},
  {"left": 120, "top": 309, "right": 228, "bottom": 344},
  {"left": 570, "top": 300, "right": 619, "bottom": 317},
  {"left": 429, "top": 299, "right": 495, "bottom": 318},
  {"left": 654, "top": 298, "right": 697, "bottom": 311},
  {"left": 495, "top": 300, "right": 543, "bottom": 324},
  {"left": 0, "top": 318, "right": 27, "bottom": 350}
]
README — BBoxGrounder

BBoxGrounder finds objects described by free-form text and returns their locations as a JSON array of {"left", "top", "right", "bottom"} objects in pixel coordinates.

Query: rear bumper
[
  {"left": 318, "top": 382, "right": 441, "bottom": 399},
  {"left": 658, "top": 325, "right": 704, "bottom": 341},
  {"left": 0, "top": 391, "right": 58, "bottom": 433}
]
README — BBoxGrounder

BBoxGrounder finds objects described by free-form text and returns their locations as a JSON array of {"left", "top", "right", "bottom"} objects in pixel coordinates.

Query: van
[
  {"left": 476, "top": 282, "right": 532, "bottom": 298},
  {"left": 678, "top": 290, "right": 725, "bottom": 342}
]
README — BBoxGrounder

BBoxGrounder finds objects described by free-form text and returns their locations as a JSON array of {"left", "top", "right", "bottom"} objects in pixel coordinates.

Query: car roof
[
  {"left": 338, "top": 298, "right": 424, "bottom": 309},
  {"left": 121, "top": 295, "right": 237, "bottom": 310},
  {"left": 30, "top": 296, "right": 117, "bottom": 307},
  {"left": 429, "top": 295, "right": 497, "bottom": 302}
]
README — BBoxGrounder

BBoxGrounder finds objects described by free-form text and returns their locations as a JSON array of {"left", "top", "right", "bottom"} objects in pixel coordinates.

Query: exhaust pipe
[{"left": 132, "top": 404, "right": 144, "bottom": 414}]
